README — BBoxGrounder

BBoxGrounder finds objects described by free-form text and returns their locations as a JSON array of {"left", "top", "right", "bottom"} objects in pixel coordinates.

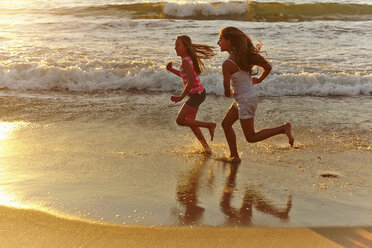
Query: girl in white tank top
[
  {"left": 218, "top": 27, "right": 294, "bottom": 163},
  {"left": 225, "top": 58, "right": 256, "bottom": 100}
]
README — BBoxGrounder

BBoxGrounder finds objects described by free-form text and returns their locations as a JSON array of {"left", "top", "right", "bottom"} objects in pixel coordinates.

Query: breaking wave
[
  {"left": 1, "top": 64, "right": 371, "bottom": 96},
  {"left": 5, "top": 2, "right": 372, "bottom": 22}
]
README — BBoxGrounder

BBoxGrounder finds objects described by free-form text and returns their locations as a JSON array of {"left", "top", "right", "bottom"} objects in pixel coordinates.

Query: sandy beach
[
  {"left": 2, "top": 205, "right": 371, "bottom": 248},
  {"left": 1, "top": 0, "right": 371, "bottom": 246},
  {"left": 0, "top": 93, "right": 371, "bottom": 228}
]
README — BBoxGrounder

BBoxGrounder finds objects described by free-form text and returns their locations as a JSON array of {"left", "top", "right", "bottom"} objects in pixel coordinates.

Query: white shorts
[{"left": 233, "top": 95, "right": 258, "bottom": 119}]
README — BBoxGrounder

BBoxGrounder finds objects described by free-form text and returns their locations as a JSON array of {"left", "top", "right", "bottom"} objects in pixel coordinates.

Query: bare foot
[
  {"left": 222, "top": 156, "right": 241, "bottom": 163},
  {"left": 202, "top": 147, "right": 212, "bottom": 155},
  {"left": 284, "top": 122, "right": 294, "bottom": 147},
  {"left": 201, "top": 143, "right": 212, "bottom": 154},
  {"left": 208, "top": 123, "right": 216, "bottom": 141}
]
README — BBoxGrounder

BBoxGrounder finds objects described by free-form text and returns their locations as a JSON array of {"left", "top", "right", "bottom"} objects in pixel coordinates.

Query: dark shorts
[{"left": 186, "top": 89, "right": 206, "bottom": 108}]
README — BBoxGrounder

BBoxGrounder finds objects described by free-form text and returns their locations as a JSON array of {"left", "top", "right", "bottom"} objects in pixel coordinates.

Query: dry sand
[{"left": 1, "top": 205, "right": 371, "bottom": 248}]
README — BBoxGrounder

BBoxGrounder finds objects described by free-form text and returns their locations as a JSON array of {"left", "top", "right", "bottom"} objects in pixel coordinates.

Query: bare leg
[
  {"left": 187, "top": 112, "right": 210, "bottom": 151},
  {"left": 240, "top": 118, "right": 294, "bottom": 146},
  {"left": 284, "top": 123, "right": 294, "bottom": 147},
  {"left": 176, "top": 103, "right": 215, "bottom": 150},
  {"left": 209, "top": 123, "right": 216, "bottom": 141},
  {"left": 176, "top": 103, "right": 216, "bottom": 142},
  {"left": 221, "top": 104, "right": 240, "bottom": 162}
]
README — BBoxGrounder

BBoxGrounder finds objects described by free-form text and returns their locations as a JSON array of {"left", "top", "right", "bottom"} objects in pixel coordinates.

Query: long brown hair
[
  {"left": 177, "top": 35, "right": 216, "bottom": 75},
  {"left": 220, "top": 27, "right": 268, "bottom": 74}
]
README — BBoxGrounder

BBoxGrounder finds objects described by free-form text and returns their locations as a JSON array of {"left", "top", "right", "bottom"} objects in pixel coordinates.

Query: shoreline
[
  {"left": 2, "top": 205, "right": 371, "bottom": 248},
  {"left": 0, "top": 93, "right": 371, "bottom": 237},
  {"left": 0, "top": 94, "right": 371, "bottom": 227}
]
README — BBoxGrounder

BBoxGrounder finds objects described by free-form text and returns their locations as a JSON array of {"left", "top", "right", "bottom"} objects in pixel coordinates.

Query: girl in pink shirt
[{"left": 167, "top": 35, "right": 216, "bottom": 152}]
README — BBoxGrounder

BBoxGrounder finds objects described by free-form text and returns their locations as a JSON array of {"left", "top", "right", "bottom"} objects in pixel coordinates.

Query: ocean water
[
  {"left": 0, "top": 1, "right": 371, "bottom": 95},
  {"left": 0, "top": 0, "right": 371, "bottom": 227}
]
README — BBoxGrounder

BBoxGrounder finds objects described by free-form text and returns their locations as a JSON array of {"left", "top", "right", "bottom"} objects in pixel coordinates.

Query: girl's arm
[
  {"left": 166, "top": 62, "right": 181, "bottom": 77},
  {"left": 171, "top": 60, "right": 195, "bottom": 102},
  {"left": 222, "top": 61, "right": 233, "bottom": 97},
  {"left": 252, "top": 54, "right": 272, "bottom": 85}
]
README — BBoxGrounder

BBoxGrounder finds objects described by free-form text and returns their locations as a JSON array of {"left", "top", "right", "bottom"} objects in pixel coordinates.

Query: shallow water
[
  {"left": 0, "top": 92, "right": 370, "bottom": 227},
  {"left": 1, "top": 1, "right": 371, "bottom": 96}
]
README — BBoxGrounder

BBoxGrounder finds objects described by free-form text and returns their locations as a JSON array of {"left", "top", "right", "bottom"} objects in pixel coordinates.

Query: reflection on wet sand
[
  {"left": 176, "top": 154, "right": 209, "bottom": 225},
  {"left": 220, "top": 164, "right": 292, "bottom": 226},
  {"left": 176, "top": 155, "right": 293, "bottom": 226}
]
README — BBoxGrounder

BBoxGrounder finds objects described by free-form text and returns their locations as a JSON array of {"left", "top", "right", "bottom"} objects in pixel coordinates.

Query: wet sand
[
  {"left": 0, "top": 92, "right": 371, "bottom": 248},
  {"left": 2, "top": 205, "right": 371, "bottom": 248},
  {"left": 0, "top": 93, "right": 371, "bottom": 228}
]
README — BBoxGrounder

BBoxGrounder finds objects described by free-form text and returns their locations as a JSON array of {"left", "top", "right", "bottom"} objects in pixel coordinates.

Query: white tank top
[{"left": 226, "top": 59, "right": 256, "bottom": 100}]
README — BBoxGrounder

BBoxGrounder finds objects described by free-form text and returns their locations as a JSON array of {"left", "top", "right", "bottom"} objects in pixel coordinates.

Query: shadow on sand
[{"left": 311, "top": 226, "right": 372, "bottom": 248}]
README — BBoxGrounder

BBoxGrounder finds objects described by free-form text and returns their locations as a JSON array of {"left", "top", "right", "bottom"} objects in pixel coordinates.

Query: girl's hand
[
  {"left": 166, "top": 62, "right": 173, "bottom": 71},
  {"left": 171, "top": 95, "right": 183, "bottom": 103},
  {"left": 252, "top": 78, "right": 260, "bottom": 85}
]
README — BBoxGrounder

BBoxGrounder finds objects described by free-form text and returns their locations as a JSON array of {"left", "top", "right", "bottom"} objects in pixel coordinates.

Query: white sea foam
[
  {"left": 164, "top": 2, "right": 248, "bottom": 17},
  {"left": 254, "top": 72, "right": 372, "bottom": 96},
  {"left": 1, "top": 64, "right": 371, "bottom": 96}
]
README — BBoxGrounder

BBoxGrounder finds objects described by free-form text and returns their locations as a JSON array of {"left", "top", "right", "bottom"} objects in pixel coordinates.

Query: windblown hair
[
  {"left": 177, "top": 35, "right": 216, "bottom": 75},
  {"left": 220, "top": 27, "right": 268, "bottom": 75}
]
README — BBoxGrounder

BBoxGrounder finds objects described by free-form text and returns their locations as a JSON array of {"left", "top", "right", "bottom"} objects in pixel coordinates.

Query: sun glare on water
[
  {"left": 0, "top": 122, "right": 15, "bottom": 141},
  {"left": 0, "top": 121, "right": 29, "bottom": 141},
  {"left": 0, "top": 121, "right": 30, "bottom": 208},
  {"left": 0, "top": 0, "right": 32, "bottom": 9},
  {"left": 0, "top": 187, "right": 19, "bottom": 207}
]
